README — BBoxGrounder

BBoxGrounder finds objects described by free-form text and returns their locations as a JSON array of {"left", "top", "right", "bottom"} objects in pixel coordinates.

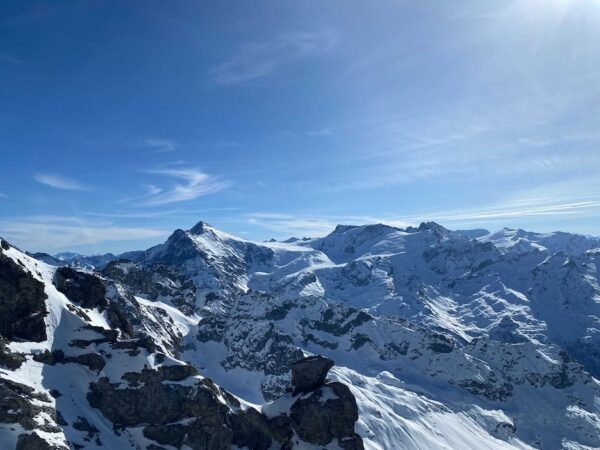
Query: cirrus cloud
[
  {"left": 138, "top": 168, "right": 229, "bottom": 206},
  {"left": 34, "top": 173, "right": 90, "bottom": 191},
  {"left": 138, "top": 138, "right": 177, "bottom": 153},
  {"left": 210, "top": 30, "right": 340, "bottom": 85},
  {"left": 0, "top": 215, "right": 168, "bottom": 253}
]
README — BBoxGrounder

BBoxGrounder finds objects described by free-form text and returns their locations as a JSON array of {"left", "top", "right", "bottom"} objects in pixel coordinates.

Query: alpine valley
[{"left": 1, "top": 220, "right": 600, "bottom": 450}]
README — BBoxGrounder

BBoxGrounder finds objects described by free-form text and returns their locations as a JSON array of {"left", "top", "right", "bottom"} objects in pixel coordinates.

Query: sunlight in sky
[
  {"left": 0, "top": 0, "right": 599, "bottom": 253},
  {"left": 2, "top": 5, "right": 600, "bottom": 450}
]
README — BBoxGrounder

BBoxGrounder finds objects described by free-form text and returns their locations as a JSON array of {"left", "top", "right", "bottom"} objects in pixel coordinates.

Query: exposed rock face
[
  {"left": 102, "top": 260, "right": 196, "bottom": 314},
  {"left": 88, "top": 368, "right": 275, "bottom": 450},
  {"left": 488, "top": 316, "right": 528, "bottom": 344},
  {"left": 290, "top": 382, "right": 362, "bottom": 449},
  {"left": 291, "top": 355, "right": 334, "bottom": 394},
  {"left": 32, "top": 350, "right": 106, "bottom": 372},
  {"left": 0, "top": 378, "right": 58, "bottom": 433},
  {"left": 16, "top": 432, "right": 67, "bottom": 450},
  {"left": 72, "top": 416, "right": 101, "bottom": 445},
  {"left": 0, "top": 253, "right": 48, "bottom": 342},
  {"left": 105, "top": 301, "right": 134, "bottom": 338},
  {"left": 264, "top": 356, "right": 364, "bottom": 449},
  {"left": 86, "top": 357, "right": 363, "bottom": 450},
  {"left": 0, "top": 336, "right": 26, "bottom": 369},
  {"left": 196, "top": 296, "right": 307, "bottom": 400},
  {"left": 193, "top": 290, "right": 516, "bottom": 403},
  {"left": 54, "top": 267, "right": 107, "bottom": 310}
]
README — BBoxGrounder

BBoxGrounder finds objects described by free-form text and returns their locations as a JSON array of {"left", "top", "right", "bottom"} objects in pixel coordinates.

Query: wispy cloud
[
  {"left": 138, "top": 138, "right": 177, "bottom": 153},
  {"left": 246, "top": 212, "right": 411, "bottom": 238},
  {"left": 295, "top": 111, "right": 600, "bottom": 193},
  {"left": 139, "top": 168, "right": 229, "bottom": 206},
  {"left": 411, "top": 200, "right": 600, "bottom": 225},
  {"left": 277, "top": 130, "right": 297, "bottom": 138},
  {"left": 83, "top": 210, "right": 181, "bottom": 219},
  {"left": 210, "top": 30, "right": 340, "bottom": 85},
  {"left": 408, "top": 192, "right": 600, "bottom": 226},
  {"left": 423, "top": 193, "right": 600, "bottom": 228},
  {"left": 247, "top": 181, "right": 600, "bottom": 238},
  {"left": 307, "top": 128, "right": 334, "bottom": 137},
  {"left": 0, "top": 216, "right": 168, "bottom": 252},
  {"left": 34, "top": 173, "right": 90, "bottom": 191},
  {"left": 422, "top": 180, "right": 600, "bottom": 225},
  {"left": 247, "top": 213, "right": 337, "bottom": 237},
  {"left": 517, "top": 131, "right": 600, "bottom": 148},
  {"left": 0, "top": 193, "right": 8, "bottom": 199}
]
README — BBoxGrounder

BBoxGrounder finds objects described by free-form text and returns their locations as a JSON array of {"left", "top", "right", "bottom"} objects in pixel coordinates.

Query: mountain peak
[
  {"left": 189, "top": 220, "right": 211, "bottom": 235},
  {"left": 417, "top": 221, "right": 446, "bottom": 232},
  {"left": 333, "top": 224, "right": 359, "bottom": 234}
]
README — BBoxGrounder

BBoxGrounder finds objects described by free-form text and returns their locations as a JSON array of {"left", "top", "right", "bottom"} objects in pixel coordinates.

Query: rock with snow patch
[{"left": 16, "top": 432, "right": 67, "bottom": 450}]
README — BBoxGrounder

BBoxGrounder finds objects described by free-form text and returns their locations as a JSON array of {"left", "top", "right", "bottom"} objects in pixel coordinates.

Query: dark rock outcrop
[
  {"left": 54, "top": 267, "right": 107, "bottom": 310},
  {"left": 289, "top": 382, "right": 362, "bottom": 449},
  {"left": 120, "top": 365, "right": 199, "bottom": 386},
  {"left": 105, "top": 301, "right": 134, "bottom": 338},
  {"left": 268, "top": 356, "right": 365, "bottom": 449},
  {"left": 69, "top": 325, "right": 118, "bottom": 348},
  {"left": 72, "top": 416, "right": 101, "bottom": 443},
  {"left": 88, "top": 372, "right": 275, "bottom": 450},
  {"left": 0, "top": 336, "right": 26, "bottom": 369},
  {"left": 0, "top": 378, "right": 58, "bottom": 433},
  {"left": 33, "top": 349, "right": 105, "bottom": 372},
  {"left": 87, "top": 357, "right": 364, "bottom": 450},
  {"left": 291, "top": 355, "right": 334, "bottom": 394},
  {"left": 0, "top": 253, "right": 48, "bottom": 342},
  {"left": 16, "top": 432, "right": 67, "bottom": 450},
  {"left": 307, "top": 309, "right": 373, "bottom": 337},
  {"left": 102, "top": 260, "right": 196, "bottom": 315}
]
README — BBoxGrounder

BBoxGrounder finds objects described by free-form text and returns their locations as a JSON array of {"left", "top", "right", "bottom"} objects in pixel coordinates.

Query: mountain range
[{"left": 1, "top": 220, "right": 600, "bottom": 449}]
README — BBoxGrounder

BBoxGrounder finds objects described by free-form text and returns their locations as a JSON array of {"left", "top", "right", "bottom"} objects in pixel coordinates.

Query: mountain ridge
[{"left": 1, "top": 220, "right": 600, "bottom": 449}]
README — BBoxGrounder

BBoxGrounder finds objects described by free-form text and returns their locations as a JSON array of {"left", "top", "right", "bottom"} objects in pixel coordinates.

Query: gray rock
[
  {"left": 88, "top": 372, "right": 275, "bottom": 450},
  {"left": 0, "top": 253, "right": 48, "bottom": 342},
  {"left": 16, "top": 432, "right": 67, "bottom": 450},
  {"left": 102, "top": 260, "right": 196, "bottom": 315},
  {"left": 87, "top": 359, "right": 364, "bottom": 450},
  {"left": 73, "top": 416, "right": 100, "bottom": 443},
  {"left": 0, "top": 379, "right": 58, "bottom": 433},
  {"left": 290, "top": 382, "right": 363, "bottom": 448},
  {"left": 0, "top": 336, "right": 26, "bottom": 369},
  {"left": 53, "top": 267, "right": 107, "bottom": 310},
  {"left": 32, "top": 350, "right": 105, "bottom": 372},
  {"left": 291, "top": 355, "right": 334, "bottom": 394}
]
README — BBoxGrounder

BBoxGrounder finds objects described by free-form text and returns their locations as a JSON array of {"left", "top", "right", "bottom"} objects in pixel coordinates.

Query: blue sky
[{"left": 1, "top": 0, "right": 600, "bottom": 254}]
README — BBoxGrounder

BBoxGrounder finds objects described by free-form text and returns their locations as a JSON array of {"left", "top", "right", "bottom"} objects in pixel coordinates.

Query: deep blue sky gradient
[{"left": 1, "top": 0, "right": 600, "bottom": 253}]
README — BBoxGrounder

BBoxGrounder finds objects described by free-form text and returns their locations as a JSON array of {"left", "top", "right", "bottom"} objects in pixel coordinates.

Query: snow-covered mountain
[{"left": 1, "top": 220, "right": 600, "bottom": 449}]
